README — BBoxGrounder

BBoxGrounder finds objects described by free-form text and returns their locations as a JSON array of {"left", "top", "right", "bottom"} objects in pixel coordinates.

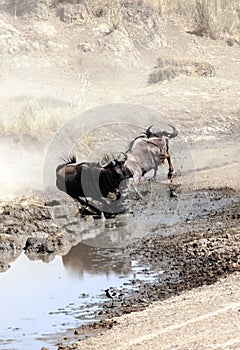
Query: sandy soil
[{"left": 61, "top": 272, "right": 240, "bottom": 350}]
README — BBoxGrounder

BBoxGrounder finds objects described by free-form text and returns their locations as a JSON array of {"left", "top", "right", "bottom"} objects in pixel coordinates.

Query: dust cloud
[{"left": 0, "top": 139, "right": 45, "bottom": 199}]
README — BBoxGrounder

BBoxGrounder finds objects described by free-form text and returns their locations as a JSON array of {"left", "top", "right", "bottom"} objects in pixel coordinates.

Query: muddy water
[{"left": 0, "top": 242, "right": 155, "bottom": 350}]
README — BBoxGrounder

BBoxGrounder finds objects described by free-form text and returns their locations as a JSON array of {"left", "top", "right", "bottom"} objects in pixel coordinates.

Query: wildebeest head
[
  {"left": 101, "top": 157, "right": 127, "bottom": 180},
  {"left": 145, "top": 124, "right": 178, "bottom": 139},
  {"left": 126, "top": 124, "right": 178, "bottom": 154}
]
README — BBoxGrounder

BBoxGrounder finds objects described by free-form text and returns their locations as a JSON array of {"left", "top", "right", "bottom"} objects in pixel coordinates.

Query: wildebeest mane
[
  {"left": 125, "top": 134, "right": 147, "bottom": 153},
  {"left": 60, "top": 154, "right": 77, "bottom": 165}
]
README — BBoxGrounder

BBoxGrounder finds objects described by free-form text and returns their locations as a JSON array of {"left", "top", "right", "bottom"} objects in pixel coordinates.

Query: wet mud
[
  {"left": 55, "top": 188, "right": 240, "bottom": 349},
  {"left": 0, "top": 185, "right": 239, "bottom": 349}
]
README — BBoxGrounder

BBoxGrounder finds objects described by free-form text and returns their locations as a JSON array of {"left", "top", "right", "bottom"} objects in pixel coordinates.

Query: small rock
[
  {"left": 45, "top": 199, "right": 61, "bottom": 207},
  {"left": 97, "top": 24, "right": 112, "bottom": 35},
  {"left": 0, "top": 261, "right": 10, "bottom": 272},
  {"left": 24, "top": 237, "right": 55, "bottom": 254},
  {"left": 78, "top": 42, "right": 92, "bottom": 53}
]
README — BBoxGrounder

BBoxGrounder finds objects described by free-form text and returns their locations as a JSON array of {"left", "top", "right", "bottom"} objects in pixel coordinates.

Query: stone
[{"left": 78, "top": 42, "right": 92, "bottom": 53}]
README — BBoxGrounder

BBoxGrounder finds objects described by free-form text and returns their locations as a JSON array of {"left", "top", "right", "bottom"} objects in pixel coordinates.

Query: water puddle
[{"left": 0, "top": 243, "right": 155, "bottom": 350}]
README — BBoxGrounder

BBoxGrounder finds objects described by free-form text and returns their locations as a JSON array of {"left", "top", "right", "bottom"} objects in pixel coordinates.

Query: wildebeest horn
[
  {"left": 146, "top": 125, "right": 154, "bottom": 137},
  {"left": 99, "top": 159, "right": 108, "bottom": 167},
  {"left": 100, "top": 159, "right": 115, "bottom": 168},
  {"left": 119, "top": 152, "right": 127, "bottom": 161},
  {"left": 99, "top": 153, "right": 111, "bottom": 167},
  {"left": 161, "top": 125, "right": 178, "bottom": 139}
]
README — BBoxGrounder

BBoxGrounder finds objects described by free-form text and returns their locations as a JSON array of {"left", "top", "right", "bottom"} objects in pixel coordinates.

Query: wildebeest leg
[
  {"left": 130, "top": 184, "right": 146, "bottom": 202},
  {"left": 75, "top": 196, "right": 102, "bottom": 216},
  {"left": 130, "top": 171, "right": 143, "bottom": 200},
  {"left": 150, "top": 165, "right": 158, "bottom": 180},
  {"left": 166, "top": 155, "right": 174, "bottom": 179},
  {"left": 74, "top": 196, "right": 88, "bottom": 207},
  {"left": 165, "top": 139, "right": 174, "bottom": 179},
  {"left": 153, "top": 166, "right": 158, "bottom": 178},
  {"left": 130, "top": 184, "right": 147, "bottom": 204},
  {"left": 81, "top": 197, "right": 120, "bottom": 218}
]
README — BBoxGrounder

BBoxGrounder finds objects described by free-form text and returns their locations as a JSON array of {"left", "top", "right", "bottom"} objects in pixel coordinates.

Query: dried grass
[
  {"left": 158, "top": 0, "right": 240, "bottom": 42},
  {"left": 190, "top": 0, "right": 240, "bottom": 40},
  {"left": 0, "top": 69, "right": 90, "bottom": 143},
  {"left": 0, "top": 99, "right": 76, "bottom": 142},
  {"left": 149, "top": 58, "right": 216, "bottom": 84},
  {"left": 82, "top": 0, "right": 239, "bottom": 42},
  {"left": 5, "top": 0, "right": 240, "bottom": 42}
]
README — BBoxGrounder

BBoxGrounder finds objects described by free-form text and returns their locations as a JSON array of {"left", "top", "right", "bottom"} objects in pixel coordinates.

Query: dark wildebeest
[
  {"left": 123, "top": 125, "right": 178, "bottom": 183},
  {"left": 56, "top": 155, "right": 126, "bottom": 215}
]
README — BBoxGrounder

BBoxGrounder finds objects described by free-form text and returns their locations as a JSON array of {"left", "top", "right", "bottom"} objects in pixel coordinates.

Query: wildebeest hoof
[
  {"left": 103, "top": 212, "right": 116, "bottom": 219},
  {"left": 80, "top": 206, "right": 97, "bottom": 216},
  {"left": 169, "top": 188, "right": 179, "bottom": 199},
  {"left": 45, "top": 199, "right": 61, "bottom": 207}
]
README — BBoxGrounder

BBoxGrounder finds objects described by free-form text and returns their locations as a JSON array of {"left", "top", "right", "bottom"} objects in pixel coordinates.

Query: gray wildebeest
[
  {"left": 56, "top": 155, "right": 126, "bottom": 216},
  {"left": 123, "top": 124, "right": 178, "bottom": 183}
]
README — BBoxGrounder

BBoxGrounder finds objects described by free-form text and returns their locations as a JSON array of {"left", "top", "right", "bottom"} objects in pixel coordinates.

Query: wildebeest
[
  {"left": 123, "top": 125, "right": 178, "bottom": 183},
  {"left": 56, "top": 155, "right": 126, "bottom": 214}
]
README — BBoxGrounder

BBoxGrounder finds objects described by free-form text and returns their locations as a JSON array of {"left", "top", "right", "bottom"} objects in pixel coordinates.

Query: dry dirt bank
[{"left": 60, "top": 272, "right": 240, "bottom": 350}]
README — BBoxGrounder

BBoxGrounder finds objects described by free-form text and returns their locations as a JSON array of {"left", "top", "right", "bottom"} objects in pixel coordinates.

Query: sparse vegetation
[
  {"left": 0, "top": 0, "right": 239, "bottom": 142},
  {"left": 3, "top": 0, "right": 240, "bottom": 43},
  {"left": 0, "top": 99, "right": 76, "bottom": 142},
  {"left": 191, "top": 0, "right": 240, "bottom": 40},
  {"left": 149, "top": 57, "right": 215, "bottom": 84}
]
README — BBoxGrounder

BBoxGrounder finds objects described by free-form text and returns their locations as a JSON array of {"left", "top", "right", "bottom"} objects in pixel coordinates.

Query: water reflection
[
  {"left": 62, "top": 243, "right": 131, "bottom": 278},
  {"left": 0, "top": 244, "right": 133, "bottom": 350}
]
